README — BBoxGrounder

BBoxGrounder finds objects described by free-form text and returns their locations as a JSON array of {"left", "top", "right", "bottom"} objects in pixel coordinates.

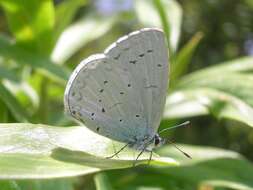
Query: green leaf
[
  {"left": 2, "top": 79, "right": 39, "bottom": 110},
  {"left": 105, "top": 145, "right": 253, "bottom": 190},
  {"left": 54, "top": 0, "right": 87, "bottom": 39},
  {"left": 164, "top": 88, "right": 253, "bottom": 127},
  {"left": 165, "top": 57, "right": 253, "bottom": 127},
  {"left": 156, "top": 145, "right": 253, "bottom": 190},
  {"left": 0, "top": 123, "right": 178, "bottom": 179},
  {"left": 17, "top": 179, "right": 75, "bottom": 190},
  {"left": 0, "top": 66, "right": 20, "bottom": 82},
  {"left": 135, "top": 0, "right": 182, "bottom": 52},
  {"left": 0, "top": 100, "right": 8, "bottom": 122},
  {"left": 152, "top": 0, "right": 171, "bottom": 48},
  {"left": 0, "top": 83, "right": 29, "bottom": 122},
  {"left": 178, "top": 73, "right": 253, "bottom": 106},
  {"left": 0, "top": 36, "right": 70, "bottom": 84},
  {"left": 157, "top": 144, "right": 243, "bottom": 164},
  {"left": 51, "top": 14, "right": 116, "bottom": 64},
  {"left": 175, "top": 61, "right": 253, "bottom": 108},
  {"left": 0, "top": 181, "right": 20, "bottom": 190},
  {"left": 209, "top": 56, "right": 253, "bottom": 73},
  {"left": 245, "top": 0, "right": 253, "bottom": 9},
  {"left": 95, "top": 173, "right": 115, "bottom": 190},
  {"left": 0, "top": 0, "right": 55, "bottom": 55},
  {"left": 164, "top": 89, "right": 209, "bottom": 119},
  {"left": 175, "top": 57, "right": 253, "bottom": 83},
  {"left": 171, "top": 32, "right": 203, "bottom": 81}
]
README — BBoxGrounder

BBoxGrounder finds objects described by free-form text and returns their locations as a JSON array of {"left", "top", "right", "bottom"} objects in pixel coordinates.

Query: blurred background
[{"left": 0, "top": 0, "right": 253, "bottom": 189}]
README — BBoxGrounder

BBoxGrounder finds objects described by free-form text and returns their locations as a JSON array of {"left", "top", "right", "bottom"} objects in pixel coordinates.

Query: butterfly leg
[
  {"left": 112, "top": 142, "right": 119, "bottom": 158},
  {"left": 148, "top": 150, "right": 153, "bottom": 165},
  {"left": 133, "top": 147, "right": 146, "bottom": 167},
  {"left": 106, "top": 143, "right": 129, "bottom": 159}
]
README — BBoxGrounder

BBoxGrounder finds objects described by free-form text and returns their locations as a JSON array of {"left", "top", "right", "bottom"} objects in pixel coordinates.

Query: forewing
[
  {"left": 105, "top": 28, "right": 169, "bottom": 133},
  {"left": 64, "top": 28, "right": 169, "bottom": 143}
]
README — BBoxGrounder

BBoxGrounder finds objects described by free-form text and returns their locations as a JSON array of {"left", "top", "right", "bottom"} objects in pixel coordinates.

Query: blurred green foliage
[{"left": 0, "top": 0, "right": 253, "bottom": 189}]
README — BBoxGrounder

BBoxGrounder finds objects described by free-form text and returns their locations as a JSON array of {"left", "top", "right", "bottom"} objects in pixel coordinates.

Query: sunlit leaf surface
[
  {"left": 135, "top": 0, "right": 182, "bottom": 52},
  {"left": 52, "top": 15, "right": 116, "bottom": 64},
  {"left": 54, "top": 0, "right": 87, "bottom": 39},
  {"left": 0, "top": 123, "right": 177, "bottom": 179},
  {"left": 166, "top": 57, "right": 253, "bottom": 128},
  {"left": 165, "top": 88, "right": 253, "bottom": 127}
]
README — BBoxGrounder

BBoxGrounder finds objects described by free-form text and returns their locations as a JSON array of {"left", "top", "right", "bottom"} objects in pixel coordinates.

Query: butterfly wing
[{"left": 64, "top": 28, "right": 169, "bottom": 143}]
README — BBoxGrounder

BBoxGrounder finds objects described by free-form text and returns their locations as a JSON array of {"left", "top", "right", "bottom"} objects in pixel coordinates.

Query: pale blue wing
[{"left": 64, "top": 28, "right": 169, "bottom": 143}]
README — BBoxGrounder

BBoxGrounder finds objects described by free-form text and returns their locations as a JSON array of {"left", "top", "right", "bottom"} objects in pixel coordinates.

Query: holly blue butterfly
[{"left": 64, "top": 28, "right": 182, "bottom": 161}]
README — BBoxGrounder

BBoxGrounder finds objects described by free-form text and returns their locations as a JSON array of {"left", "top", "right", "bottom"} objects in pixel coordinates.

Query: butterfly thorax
[{"left": 129, "top": 133, "right": 164, "bottom": 151}]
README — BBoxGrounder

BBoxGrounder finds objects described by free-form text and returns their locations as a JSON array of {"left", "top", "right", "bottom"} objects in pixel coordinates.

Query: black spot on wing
[
  {"left": 130, "top": 60, "right": 137, "bottom": 64},
  {"left": 144, "top": 85, "right": 158, "bottom": 89},
  {"left": 114, "top": 54, "right": 120, "bottom": 60}
]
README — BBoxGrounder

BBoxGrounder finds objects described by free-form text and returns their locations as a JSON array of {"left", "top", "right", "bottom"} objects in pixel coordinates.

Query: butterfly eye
[
  {"left": 154, "top": 135, "right": 161, "bottom": 146},
  {"left": 155, "top": 138, "right": 160, "bottom": 146}
]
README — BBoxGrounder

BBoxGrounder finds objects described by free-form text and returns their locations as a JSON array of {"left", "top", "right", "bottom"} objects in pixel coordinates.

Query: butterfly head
[{"left": 154, "top": 134, "right": 165, "bottom": 147}]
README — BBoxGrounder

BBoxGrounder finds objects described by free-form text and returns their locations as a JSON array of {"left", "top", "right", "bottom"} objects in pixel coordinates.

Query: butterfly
[{"left": 64, "top": 28, "right": 185, "bottom": 163}]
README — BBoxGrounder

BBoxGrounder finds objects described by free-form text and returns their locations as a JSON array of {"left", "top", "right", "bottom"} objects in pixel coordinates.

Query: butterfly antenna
[
  {"left": 159, "top": 121, "right": 190, "bottom": 134},
  {"left": 166, "top": 138, "right": 192, "bottom": 159}
]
